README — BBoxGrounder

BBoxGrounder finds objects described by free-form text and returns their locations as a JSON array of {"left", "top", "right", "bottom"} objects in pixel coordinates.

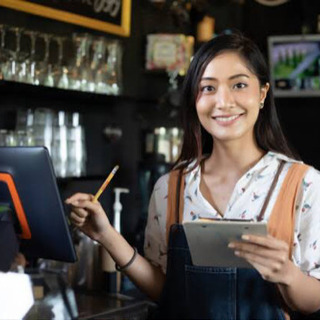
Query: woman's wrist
[
  {"left": 279, "top": 260, "right": 299, "bottom": 287},
  {"left": 115, "top": 247, "right": 138, "bottom": 272},
  {"left": 95, "top": 224, "right": 117, "bottom": 246}
]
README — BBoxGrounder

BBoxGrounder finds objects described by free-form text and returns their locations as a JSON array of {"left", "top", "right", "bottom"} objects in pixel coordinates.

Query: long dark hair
[{"left": 175, "top": 31, "right": 299, "bottom": 170}]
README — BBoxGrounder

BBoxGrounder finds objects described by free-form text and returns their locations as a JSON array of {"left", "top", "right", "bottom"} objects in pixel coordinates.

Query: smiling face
[{"left": 196, "top": 51, "right": 269, "bottom": 147}]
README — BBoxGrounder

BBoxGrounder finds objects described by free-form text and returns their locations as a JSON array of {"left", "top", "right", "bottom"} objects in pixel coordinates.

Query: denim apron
[
  {"left": 156, "top": 223, "right": 285, "bottom": 319},
  {"left": 155, "top": 161, "right": 311, "bottom": 319}
]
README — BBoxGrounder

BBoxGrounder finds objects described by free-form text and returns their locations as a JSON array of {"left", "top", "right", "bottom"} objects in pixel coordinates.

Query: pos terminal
[{"left": 0, "top": 146, "right": 77, "bottom": 271}]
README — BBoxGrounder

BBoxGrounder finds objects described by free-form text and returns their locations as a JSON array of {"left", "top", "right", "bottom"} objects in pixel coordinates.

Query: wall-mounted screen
[{"left": 268, "top": 34, "right": 320, "bottom": 97}]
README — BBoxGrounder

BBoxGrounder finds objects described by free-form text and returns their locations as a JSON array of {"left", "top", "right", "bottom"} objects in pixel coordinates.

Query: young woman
[{"left": 66, "top": 32, "right": 320, "bottom": 319}]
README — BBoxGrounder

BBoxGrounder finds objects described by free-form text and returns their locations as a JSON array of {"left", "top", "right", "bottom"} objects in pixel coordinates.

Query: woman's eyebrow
[
  {"left": 200, "top": 74, "right": 250, "bottom": 81},
  {"left": 229, "top": 74, "right": 250, "bottom": 80},
  {"left": 200, "top": 77, "right": 216, "bottom": 81}
]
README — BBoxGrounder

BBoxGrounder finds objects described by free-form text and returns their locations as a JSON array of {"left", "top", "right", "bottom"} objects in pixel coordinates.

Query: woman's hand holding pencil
[
  {"left": 65, "top": 165, "right": 119, "bottom": 242},
  {"left": 66, "top": 165, "right": 165, "bottom": 301}
]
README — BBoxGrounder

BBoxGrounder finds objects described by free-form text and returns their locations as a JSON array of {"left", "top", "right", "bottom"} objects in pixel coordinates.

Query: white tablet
[{"left": 183, "top": 219, "right": 267, "bottom": 268}]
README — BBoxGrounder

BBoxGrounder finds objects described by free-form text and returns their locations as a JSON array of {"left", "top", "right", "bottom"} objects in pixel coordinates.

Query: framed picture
[
  {"left": 146, "top": 34, "right": 194, "bottom": 75},
  {"left": 0, "top": 0, "right": 131, "bottom": 37},
  {"left": 268, "top": 34, "right": 320, "bottom": 97}
]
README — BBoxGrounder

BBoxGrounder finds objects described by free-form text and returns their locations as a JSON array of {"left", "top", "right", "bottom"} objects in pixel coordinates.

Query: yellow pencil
[{"left": 92, "top": 165, "right": 119, "bottom": 203}]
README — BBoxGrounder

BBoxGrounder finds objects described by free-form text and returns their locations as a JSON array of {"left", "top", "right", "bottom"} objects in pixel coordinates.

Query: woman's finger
[
  {"left": 240, "top": 234, "right": 289, "bottom": 251},
  {"left": 70, "top": 206, "right": 89, "bottom": 218},
  {"left": 70, "top": 209, "right": 88, "bottom": 220},
  {"left": 234, "top": 249, "right": 286, "bottom": 271},
  {"left": 70, "top": 211, "right": 87, "bottom": 224},
  {"left": 65, "top": 193, "right": 94, "bottom": 204},
  {"left": 70, "top": 199, "right": 103, "bottom": 213},
  {"left": 231, "top": 243, "right": 288, "bottom": 263}
]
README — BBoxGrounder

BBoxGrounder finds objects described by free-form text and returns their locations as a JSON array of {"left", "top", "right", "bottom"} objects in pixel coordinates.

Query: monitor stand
[{"left": 0, "top": 208, "right": 19, "bottom": 272}]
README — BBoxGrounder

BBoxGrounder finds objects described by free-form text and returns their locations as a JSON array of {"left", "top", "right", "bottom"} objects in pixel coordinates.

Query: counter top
[
  {"left": 76, "top": 290, "right": 157, "bottom": 320},
  {"left": 24, "top": 286, "right": 157, "bottom": 320}
]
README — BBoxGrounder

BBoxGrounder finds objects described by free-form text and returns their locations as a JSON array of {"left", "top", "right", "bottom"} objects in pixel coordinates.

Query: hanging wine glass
[
  {"left": 3, "top": 26, "right": 18, "bottom": 81},
  {"left": 91, "top": 37, "right": 108, "bottom": 94},
  {"left": 0, "top": 24, "right": 10, "bottom": 80},
  {"left": 80, "top": 34, "right": 95, "bottom": 92},
  {"left": 37, "top": 33, "right": 54, "bottom": 87},
  {"left": 23, "top": 30, "right": 40, "bottom": 85},
  {"left": 105, "top": 40, "right": 123, "bottom": 95},
  {"left": 69, "top": 33, "right": 94, "bottom": 92},
  {"left": 4, "top": 27, "right": 29, "bottom": 82},
  {"left": 52, "top": 36, "right": 69, "bottom": 89},
  {"left": 68, "top": 33, "right": 82, "bottom": 90}
]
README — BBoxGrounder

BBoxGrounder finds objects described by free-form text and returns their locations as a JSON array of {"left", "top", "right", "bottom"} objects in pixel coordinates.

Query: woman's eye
[
  {"left": 200, "top": 85, "right": 215, "bottom": 93},
  {"left": 233, "top": 82, "right": 247, "bottom": 89}
]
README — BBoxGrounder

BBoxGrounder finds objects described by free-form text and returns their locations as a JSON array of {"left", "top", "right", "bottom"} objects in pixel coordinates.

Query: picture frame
[
  {"left": 146, "top": 34, "right": 194, "bottom": 75},
  {"left": 268, "top": 34, "right": 320, "bottom": 97},
  {"left": 0, "top": 0, "right": 131, "bottom": 37}
]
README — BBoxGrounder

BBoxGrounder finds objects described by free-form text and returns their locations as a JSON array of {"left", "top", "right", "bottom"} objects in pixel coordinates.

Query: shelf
[
  {"left": 0, "top": 80, "right": 124, "bottom": 104},
  {"left": 57, "top": 175, "right": 106, "bottom": 183},
  {"left": 0, "top": 80, "right": 157, "bottom": 107}
]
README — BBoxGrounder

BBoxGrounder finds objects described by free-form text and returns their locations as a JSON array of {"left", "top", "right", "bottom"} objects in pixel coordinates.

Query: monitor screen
[
  {"left": 268, "top": 34, "right": 320, "bottom": 97},
  {"left": 0, "top": 146, "right": 77, "bottom": 265}
]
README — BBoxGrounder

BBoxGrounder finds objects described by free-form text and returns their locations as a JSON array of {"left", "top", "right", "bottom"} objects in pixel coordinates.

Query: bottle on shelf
[
  {"left": 51, "top": 111, "right": 68, "bottom": 178},
  {"left": 66, "top": 112, "right": 87, "bottom": 177}
]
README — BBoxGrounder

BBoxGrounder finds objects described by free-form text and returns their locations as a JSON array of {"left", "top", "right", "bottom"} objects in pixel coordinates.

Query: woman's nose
[{"left": 215, "top": 87, "right": 235, "bottom": 109}]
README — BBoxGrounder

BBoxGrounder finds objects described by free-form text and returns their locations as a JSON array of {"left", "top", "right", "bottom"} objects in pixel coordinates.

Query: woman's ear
[{"left": 260, "top": 82, "right": 270, "bottom": 102}]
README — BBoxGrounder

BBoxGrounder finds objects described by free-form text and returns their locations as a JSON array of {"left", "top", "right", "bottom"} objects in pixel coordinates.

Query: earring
[{"left": 259, "top": 102, "right": 264, "bottom": 109}]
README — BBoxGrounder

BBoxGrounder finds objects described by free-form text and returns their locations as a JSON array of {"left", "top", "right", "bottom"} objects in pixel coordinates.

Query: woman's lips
[{"left": 212, "top": 114, "right": 243, "bottom": 126}]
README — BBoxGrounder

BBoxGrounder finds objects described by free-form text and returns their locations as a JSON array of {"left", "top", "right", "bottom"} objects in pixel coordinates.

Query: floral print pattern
[{"left": 144, "top": 152, "right": 320, "bottom": 279}]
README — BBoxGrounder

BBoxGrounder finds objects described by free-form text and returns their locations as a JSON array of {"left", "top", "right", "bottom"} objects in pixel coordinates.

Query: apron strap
[
  {"left": 268, "top": 162, "right": 309, "bottom": 254},
  {"left": 268, "top": 162, "right": 310, "bottom": 320},
  {"left": 257, "top": 160, "right": 285, "bottom": 221},
  {"left": 166, "top": 168, "right": 184, "bottom": 244}
]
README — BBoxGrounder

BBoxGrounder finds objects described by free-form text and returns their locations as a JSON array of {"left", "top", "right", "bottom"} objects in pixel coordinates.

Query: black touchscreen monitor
[{"left": 0, "top": 146, "right": 77, "bottom": 265}]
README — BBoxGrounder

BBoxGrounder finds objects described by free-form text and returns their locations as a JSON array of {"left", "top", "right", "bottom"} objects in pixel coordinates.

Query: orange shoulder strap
[
  {"left": 268, "top": 163, "right": 310, "bottom": 256},
  {"left": 166, "top": 169, "right": 185, "bottom": 244},
  {"left": 268, "top": 163, "right": 310, "bottom": 320}
]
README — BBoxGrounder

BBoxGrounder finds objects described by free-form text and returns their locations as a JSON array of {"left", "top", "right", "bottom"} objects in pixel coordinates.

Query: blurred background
[{"left": 0, "top": 0, "right": 320, "bottom": 317}]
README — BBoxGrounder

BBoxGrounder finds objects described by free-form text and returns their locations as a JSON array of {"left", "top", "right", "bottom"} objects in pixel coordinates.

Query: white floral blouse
[{"left": 144, "top": 152, "right": 320, "bottom": 279}]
